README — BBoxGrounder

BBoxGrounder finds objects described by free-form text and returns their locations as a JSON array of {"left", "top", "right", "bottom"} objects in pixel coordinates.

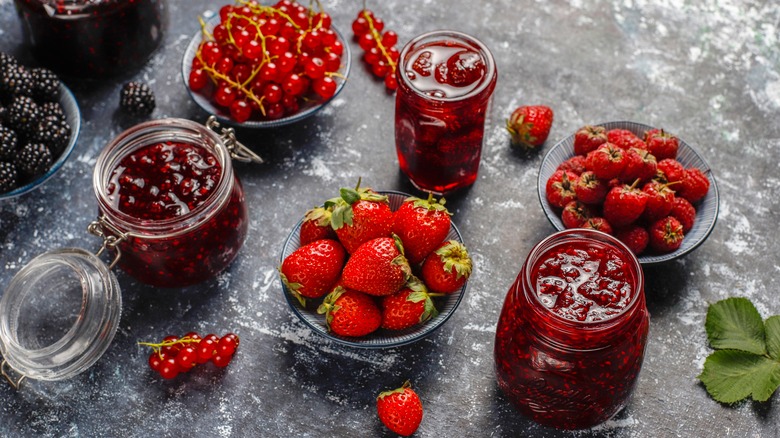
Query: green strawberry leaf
[
  {"left": 421, "top": 297, "right": 439, "bottom": 323},
  {"left": 705, "top": 297, "right": 766, "bottom": 355},
  {"left": 330, "top": 203, "right": 353, "bottom": 230},
  {"left": 340, "top": 187, "right": 361, "bottom": 205},
  {"left": 698, "top": 349, "right": 780, "bottom": 403},
  {"left": 765, "top": 316, "right": 780, "bottom": 360}
]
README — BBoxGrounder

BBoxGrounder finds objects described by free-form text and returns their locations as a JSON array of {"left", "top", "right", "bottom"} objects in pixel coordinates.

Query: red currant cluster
[
  {"left": 141, "top": 332, "right": 240, "bottom": 379},
  {"left": 351, "top": 9, "right": 400, "bottom": 91},
  {"left": 188, "top": 1, "right": 345, "bottom": 123}
]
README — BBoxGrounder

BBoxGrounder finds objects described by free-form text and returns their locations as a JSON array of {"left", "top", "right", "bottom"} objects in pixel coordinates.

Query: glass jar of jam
[
  {"left": 494, "top": 229, "right": 649, "bottom": 429},
  {"left": 395, "top": 30, "right": 497, "bottom": 194},
  {"left": 13, "top": 0, "right": 167, "bottom": 78},
  {"left": 92, "top": 118, "right": 249, "bottom": 288}
]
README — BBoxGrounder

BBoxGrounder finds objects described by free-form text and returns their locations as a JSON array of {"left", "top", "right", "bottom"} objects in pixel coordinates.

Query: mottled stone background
[{"left": 1, "top": 0, "right": 779, "bottom": 437}]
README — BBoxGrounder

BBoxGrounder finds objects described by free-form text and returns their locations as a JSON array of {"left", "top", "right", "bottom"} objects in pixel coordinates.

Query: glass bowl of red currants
[
  {"left": 181, "top": 4, "right": 351, "bottom": 128},
  {"left": 538, "top": 121, "right": 719, "bottom": 265},
  {"left": 279, "top": 190, "right": 469, "bottom": 349}
]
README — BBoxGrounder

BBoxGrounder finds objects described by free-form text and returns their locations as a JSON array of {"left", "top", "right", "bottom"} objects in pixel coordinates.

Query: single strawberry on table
[
  {"left": 317, "top": 286, "right": 382, "bottom": 337},
  {"left": 279, "top": 239, "right": 346, "bottom": 306},
  {"left": 381, "top": 276, "right": 439, "bottom": 330},
  {"left": 329, "top": 179, "right": 394, "bottom": 253},
  {"left": 341, "top": 235, "right": 411, "bottom": 296},
  {"left": 299, "top": 205, "right": 336, "bottom": 245},
  {"left": 421, "top": 240, "right": 472, "bottom": 294},
  {"left": 391, "top": 193, "right": 452, "bottom": 264},
  {"left": 377, "top": 381, "right": 424, "bottom": 437},
  {"left": 506, "top": 105, "right": 554, "bottom": 148}
]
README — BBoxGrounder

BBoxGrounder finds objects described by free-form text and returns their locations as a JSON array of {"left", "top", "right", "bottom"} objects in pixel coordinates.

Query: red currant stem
[
  {"left": 196, "top": 61, "right": 267, "bottom": 114},
  {"left": 194, "top": 51, "right": 219, "bottom": 86},
  {"left": 325, "top": 71, "right": 347, "bottom": 80},
  {"left": 198, "top": 16, "right": 215, "bottom": 42},
  {"left": 361, "top": 10, "right": 397, "bottom": 71},
  {"left": 238, "top": 0, "right": 302, "bottom": 31}
]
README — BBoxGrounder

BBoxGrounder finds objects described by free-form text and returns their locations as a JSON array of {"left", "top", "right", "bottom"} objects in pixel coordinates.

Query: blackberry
[
  {"left": 0, "top": 124, "right": 18, "bottom": 160},
  {"left": 0, "top": 65, "right": 34, "bottom": 100},
  {"left": 34, "top": 115, "right": 71, "bottom": 156},
  {"left": 31, "top": 68, "right": 60, "bottom": 102},
  {"left": 5, "top": 96, "right": 41, "bottom": 139},
  {"left": 0, "top": 52, "right": 17, "bottom": 70},
  {"left": 0, "top": 161, "right": 18, "bottom": 193},
  {"left": 15, "top": 142, "right": 52, "bottom": 178},
  {"left": 120, "top": 81, "right": 155, "bottom": 115},
  {"left": 40, "top": 101, "right": 66, "bottom": 122}
]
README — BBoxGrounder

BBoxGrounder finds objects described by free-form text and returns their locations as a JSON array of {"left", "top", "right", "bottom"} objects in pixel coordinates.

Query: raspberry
[
  {"left": 614, "top": 225, "right": 649, "bottom": 255},
  {"left": 0, "top": 124, "right": 18, "bottom": 160},
  {"left": 649, "top": 216, "right": 684, "bottom": 253},
  {"left": 5, "top": 96, "right": 41, "bottom": 139},
  {"left": 0, "top": 161, "right": 18, "bottom": 193},
  {"left": 120, "top": 81, "right": 156, "bottom": 116},
  {"left": 15, "top": 142, "right": 52, "bottom": 178},
  {"left": 34, "top": 115, "right": 71, "bottom": 156},
  {"left": 677, "top": 168, "right": 710, "bottom": 203},
  {"left": 31, "top": 68, "right": 60, "bottom": 102},
  {"left": 670, "top": 197, "right": 696, "bottom": 233}
]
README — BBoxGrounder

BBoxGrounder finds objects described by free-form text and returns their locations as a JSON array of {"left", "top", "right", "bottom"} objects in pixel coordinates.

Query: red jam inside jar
[
  {"left": 395, "top": 31, "right": 497, "bottom": 194},
  {"left": 13, "top": 0, "right": 167, "bottom": 78},
  {"left": 494, "top": 229, "right": 649, "bottom": 429},
  {"left": 94, "top": 119, "right": 247, "bottom": 288}
]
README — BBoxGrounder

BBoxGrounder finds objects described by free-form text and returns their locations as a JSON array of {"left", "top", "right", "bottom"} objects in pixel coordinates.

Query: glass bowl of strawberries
[
  {"left": 538, "top": 120, "right": 719, "bottom": 264},
  {"left": 279, "top": 186, "right": 470, "bottom": 348},
  {"left": 181, "top": 2, "right": 351, "bottom": 128}
]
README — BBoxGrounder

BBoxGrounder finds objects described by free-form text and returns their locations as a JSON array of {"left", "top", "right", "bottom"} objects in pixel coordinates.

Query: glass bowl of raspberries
[
  {"left": 538, "top": 121, "right": 719, "bottom": 264},
  {"left": 0, "top": 53, "right": 80, "bottom": 199},
  {"left": 279, "top": 187, "right": 471, "bottom": 348},
  {"left": 181, "top": 3, "right": 351, "bottom": 128}
]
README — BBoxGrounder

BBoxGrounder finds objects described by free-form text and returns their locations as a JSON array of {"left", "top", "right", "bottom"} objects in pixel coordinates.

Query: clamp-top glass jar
[
  {"left": 494, "top": 229, "right": 649, "bottom": 429},
  {"left": 92, "top": 118, "right": 249, "bottom": 288}
]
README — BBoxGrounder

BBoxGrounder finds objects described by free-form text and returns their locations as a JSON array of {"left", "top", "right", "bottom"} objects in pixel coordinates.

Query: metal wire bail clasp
[
  {"left": 1, "top": 359, "right": 25, "bottom": 390},
  {"left": 87, "top": 216, "right": 127, "bottom": 270},
  {"left": 205, "top": 115, "right": 264, "bottom": 164}
]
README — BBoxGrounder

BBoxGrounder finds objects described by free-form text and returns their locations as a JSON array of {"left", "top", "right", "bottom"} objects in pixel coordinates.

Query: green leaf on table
[
  {"left": 705, "top": 297, "right": 766, "bottom": 355},
  {"left": 698, "top": 349, "right": 780, "bottom": 403},
  {"left": 765, "top": 315, "right": 780, "bottom": 360}
]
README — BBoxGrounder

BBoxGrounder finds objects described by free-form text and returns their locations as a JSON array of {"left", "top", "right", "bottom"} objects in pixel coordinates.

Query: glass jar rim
[
  {"left": 522, "top": 228, "right": 645, "bottom": 330},
  {"left": 93, "top": 118, "right": 235, "bottom": 238},
  {"left": 397, "top": 29, "right": 497, "bottom": 104}
]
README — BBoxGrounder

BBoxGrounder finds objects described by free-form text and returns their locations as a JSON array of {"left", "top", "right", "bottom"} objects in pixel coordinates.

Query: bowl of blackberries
[{"left": 0, "top": 52, "right": 80, "bottom": 199}]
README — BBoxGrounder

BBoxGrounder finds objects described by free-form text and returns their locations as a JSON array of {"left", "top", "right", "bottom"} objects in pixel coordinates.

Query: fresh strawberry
[
  {"left": 329, "top": 179, "right": 393, "bottom": 253},
  {"left": 642, "top": 181, "right": 675, "bottom": 222},
  {"left": 614, "top": 225, "right": 649, "bottom": 255},
  {"left": 556, "top": 155, "right": 587, "bottom": 175},
  {"left": 299, "top": 206, "right": 336, "bottom": 245},
  {"left": 381, "top": 276, "right": 439, "bottom": 330},
  {"left": 420, "top": 240, "right": 472, "bottom": 294},
  {"left": 644, "top": 128, "right": 679, "bottom": 160},
  {"left": 676, "top": 167, "right": 710, "bottom": 203},
  {"left": 573, "top": 125, "right": 607, "bottom": 156},
  {"left": 317, "top": 286, "right": 381, "bottom": 337},
  {"left": 607, "top": 129, "right": 646, "bottom": 150},
  {"left": 603, "top": 182, "right": 648, "bottom": 227},
  {"left": 377, "top": 381, "right": 424, "bottom": 437},
  {"left": 341, "top": 236, "right": 411, "bottom": 296},
  {"left": 391, "top": 193, "right": 451, "bottom": 264},
  {"left": 582, "top": 217, "right": 613, "bottom": 234},
  {"left": 620, "top": 147, "right": 657, "bottom": 183},
  {"left": 585, "top": 143, "right": 626, "bottom": 180},
  {"left": 574, "top": 171, "right": 608, "bottom": 205},
  {"left": 561, "top": 200, "right": 593, "bottom": 228},
  {"left": 545, "top": 169, "right": 578, "bottom": 208},
  {"left": 506, "top": 105, "right": 554, "bottom": 148},
  {"left": 670, "top": 197, "right": 696, "bottom": 233},
  {"left": 656, "top": 158, "right": 685, "bottom": 184},
  {"left": 280, "top": 239, "right": 346, "bottom": 306},
  {"left": 649, "top": 216, "right": 684, "bottom": 253}
]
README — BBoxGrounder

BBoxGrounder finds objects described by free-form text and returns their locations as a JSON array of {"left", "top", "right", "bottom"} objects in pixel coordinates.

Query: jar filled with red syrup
[
  {"left": 494, "top": 229, "right": 649, "bottom": 429},
  {"left": 13, "top": 0, "right": 167, "bottom": 78},
  {"left": 91, "top": 117, "right": 250, "bottom": 288}
]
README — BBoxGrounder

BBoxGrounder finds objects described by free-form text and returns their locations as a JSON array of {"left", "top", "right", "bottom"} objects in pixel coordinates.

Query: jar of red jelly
[
  {"left": 91, "top": 117, "right": 250, "bottom": 288},
  {"left": 13, "top": 0, "right": 167, "bottom": 78},
  {"left": 494, "top": 229, "right": 649, "bottom": 429},
  {"left": 395, "top": 30, "right": 497, "bottom": 194}
]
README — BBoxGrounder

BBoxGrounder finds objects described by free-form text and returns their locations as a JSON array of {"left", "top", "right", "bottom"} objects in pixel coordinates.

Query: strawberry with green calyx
[
  {"left": 561, "top": 200, "right": 593, "bottom": 229},
  {"left": 381, "top": 276, "right": 440, "bottom": 330},
  {"left": 421, "top": 240, "right": 472, "bottom": 294},
  {"left": 506, "top": 105, "right": 554, "bottom": 148},
  {"left": 328, "top": 178, "right": 393, "bottom": 253},
  {"left": 648, "top": 216, "right": 684, "bottom": 253},
  {"left": 299, "top": 205, "right": 337, "bottom": 245},
  {"left": 574, "top": 171, "right": 607, "bottom": 205},
  {"left": 545, "top": 169, "right": 578, "bottom": 208},
  {"left": 280, "top": 239, "right": 346, "bottom": 307},
  {"left": 377, "top": 380, "right": 424, "bottom": 437},
  {"left": 341, "top": 235, "right": 411, "bottom": 296},
  {"left": 391, "top": 193, "right": 452, "bottom": 264},
  {"left": 317, "top": 286, "right": 381, "bottom": 337}
]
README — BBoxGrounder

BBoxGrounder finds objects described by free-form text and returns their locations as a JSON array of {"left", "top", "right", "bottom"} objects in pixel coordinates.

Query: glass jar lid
[{"left": 0, "top": 248, "right": 121, "bottom": 383}]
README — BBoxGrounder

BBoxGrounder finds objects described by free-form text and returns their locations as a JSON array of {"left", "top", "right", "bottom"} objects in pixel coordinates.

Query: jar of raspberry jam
[
  {"left": 13, "top": 0, "right": 167, "bottom": 77},
  {"left": 91, "top": 118, "right": 250, "bottom": 288},
  {"left": 494, "top": 229, "right": 649, "bottom": 429}
]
